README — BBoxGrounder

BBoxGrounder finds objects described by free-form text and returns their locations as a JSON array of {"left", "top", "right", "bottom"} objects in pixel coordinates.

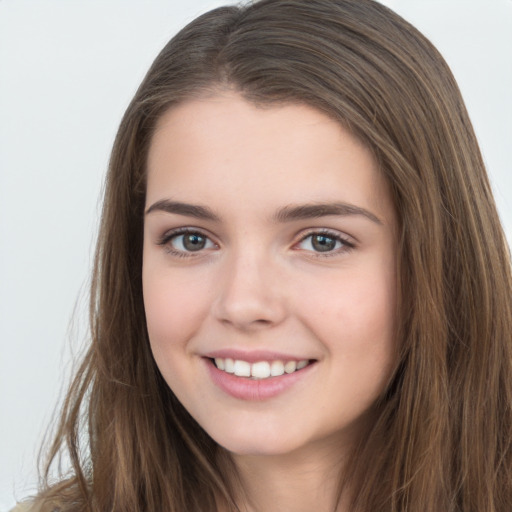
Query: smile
[
  {"left": 206, "top": 356, "right": 317, "bottom": 400},
  {"left": 213, "top": 358, "right": 310, "bottom": 379}
]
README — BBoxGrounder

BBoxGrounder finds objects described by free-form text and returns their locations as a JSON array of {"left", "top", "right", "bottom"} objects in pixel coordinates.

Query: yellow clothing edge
[{"left": 10, "top": 502, "right": 40, "bottom": 512}]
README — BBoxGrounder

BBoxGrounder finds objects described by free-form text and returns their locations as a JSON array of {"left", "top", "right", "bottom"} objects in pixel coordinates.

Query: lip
[{"left": 203, "top": 356, "right": 316, "bottom": 401}]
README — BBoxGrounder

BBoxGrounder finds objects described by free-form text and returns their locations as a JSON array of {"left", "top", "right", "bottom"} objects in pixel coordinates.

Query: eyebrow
[
  {"left": 145, "top": 199, "right": 220, "bottom": 221},
  {"left": 145, "top": 199, "right": 382, "bottom": 225},
  {"left": 272, "top": 202, "right": 383, "bottom": 225}
]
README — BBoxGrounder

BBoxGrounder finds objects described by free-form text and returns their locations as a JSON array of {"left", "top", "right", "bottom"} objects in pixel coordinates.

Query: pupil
[
  {"left": 312, "top": 235, "right": 336, "bottom": 252},
  {"left": 183, "top": 234, "right": 206, "bottom": 251}
]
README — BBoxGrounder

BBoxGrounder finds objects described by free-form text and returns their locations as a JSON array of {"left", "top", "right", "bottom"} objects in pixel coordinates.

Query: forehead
[{"left": 146, "top": 93, "right": 393, "bottom": 224}]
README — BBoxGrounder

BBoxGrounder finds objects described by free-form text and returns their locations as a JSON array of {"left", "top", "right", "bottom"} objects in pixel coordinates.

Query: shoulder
[{"left": 10, "top": 502, "right": 41, "bottom": 512}]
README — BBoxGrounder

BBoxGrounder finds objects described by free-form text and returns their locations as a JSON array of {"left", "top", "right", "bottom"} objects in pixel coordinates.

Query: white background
[{"left": 1, "top": 1, "right": 511, "bottom": 509}]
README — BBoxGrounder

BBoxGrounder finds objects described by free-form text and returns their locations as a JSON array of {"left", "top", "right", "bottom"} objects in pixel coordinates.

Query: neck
[{"left": 222, "top": 438, "right": 352, "bottom": 512}]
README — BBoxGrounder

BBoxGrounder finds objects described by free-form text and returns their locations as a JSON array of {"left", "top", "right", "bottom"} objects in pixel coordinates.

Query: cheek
[
  {"left": 142, "top": 266, "right": 210, "bottom": 357},
  {"left": 296, "top": 261, "right": 397, "bottom": 357}
]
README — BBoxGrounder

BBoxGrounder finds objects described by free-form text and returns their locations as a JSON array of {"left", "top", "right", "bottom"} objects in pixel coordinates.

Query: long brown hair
[{"left": 36, "top": 1, "right": 512, "bottom": 510}]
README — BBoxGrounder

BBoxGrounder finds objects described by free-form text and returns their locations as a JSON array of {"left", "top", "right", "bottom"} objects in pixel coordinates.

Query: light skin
[{"left": 143, "top": 92, "right": 398, "bottom": 511}]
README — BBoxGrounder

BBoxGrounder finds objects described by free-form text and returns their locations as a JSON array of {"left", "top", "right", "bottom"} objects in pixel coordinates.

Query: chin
[{"left": 208, "top": 425, "right": 310, "bottom": 458}]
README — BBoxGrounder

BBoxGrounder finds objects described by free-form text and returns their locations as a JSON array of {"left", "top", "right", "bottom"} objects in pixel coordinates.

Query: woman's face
[{"left": 143, "top": 92, "right": 398, "bottom": 457}]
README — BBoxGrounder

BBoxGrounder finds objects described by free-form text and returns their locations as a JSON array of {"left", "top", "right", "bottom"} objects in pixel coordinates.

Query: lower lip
[{"left": 205, "top": 359, "right": 315, "bottom": 401}]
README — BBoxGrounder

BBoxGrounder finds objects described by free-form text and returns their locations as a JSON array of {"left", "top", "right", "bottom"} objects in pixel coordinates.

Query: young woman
[{"left": 16, "top": 0, "right": 512, "bottom": 510}]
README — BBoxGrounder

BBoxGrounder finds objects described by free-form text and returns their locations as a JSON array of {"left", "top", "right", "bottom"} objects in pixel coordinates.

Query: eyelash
[
  {"left": 157, "top": 228, "right": 216, "bottom": 258},
  {"left": 157, "top": 228, "right": 355, "bottom": 258},
  {"left": 295, "top": 229, "right": 355, "bottom": 257}
]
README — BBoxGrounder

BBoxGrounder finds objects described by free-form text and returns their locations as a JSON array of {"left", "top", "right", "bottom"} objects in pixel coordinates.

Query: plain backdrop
[{"left": 1, "top": 0, "right": 511, "bottom": 509}]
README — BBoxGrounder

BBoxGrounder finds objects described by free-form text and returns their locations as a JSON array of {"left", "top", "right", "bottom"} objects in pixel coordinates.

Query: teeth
[
  {"left": 297, "top": 360, "right": 308, "bottom": 370},
  {"left": 224, "top": 358, "right": 235, "bottom": 373},
  {"left": 270, "top": 360, "right": 285, "bottom": 376},
  {"left": 284, "top": 361, "right": 297, "bottom": 374},
  {"left": 213, "top": 358, "right": 310, "bottom": 379},
  {"left": 252, "top": 361, "right": 271, "bottom": 379},
  {"left": 233, "top": 360, "right": 251, "bottom": 377}
]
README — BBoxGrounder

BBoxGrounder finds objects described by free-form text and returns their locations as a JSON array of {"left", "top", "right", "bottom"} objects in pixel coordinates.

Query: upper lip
[{"left": 202, "top": 349, "right": 314, "bottom": 363}]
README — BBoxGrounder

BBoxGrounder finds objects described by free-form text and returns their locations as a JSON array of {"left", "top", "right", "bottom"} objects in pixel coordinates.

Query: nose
[{"left": 212, "top": 250, "right": 287, "bottom": 331}]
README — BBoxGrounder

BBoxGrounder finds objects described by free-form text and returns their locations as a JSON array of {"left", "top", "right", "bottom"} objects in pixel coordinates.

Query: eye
[
  {"left": 159, "top": 229, "right": 216, "bottom": 255},
  {"left": 296, "top": 231, "right": 354, "bottom": 254}
]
